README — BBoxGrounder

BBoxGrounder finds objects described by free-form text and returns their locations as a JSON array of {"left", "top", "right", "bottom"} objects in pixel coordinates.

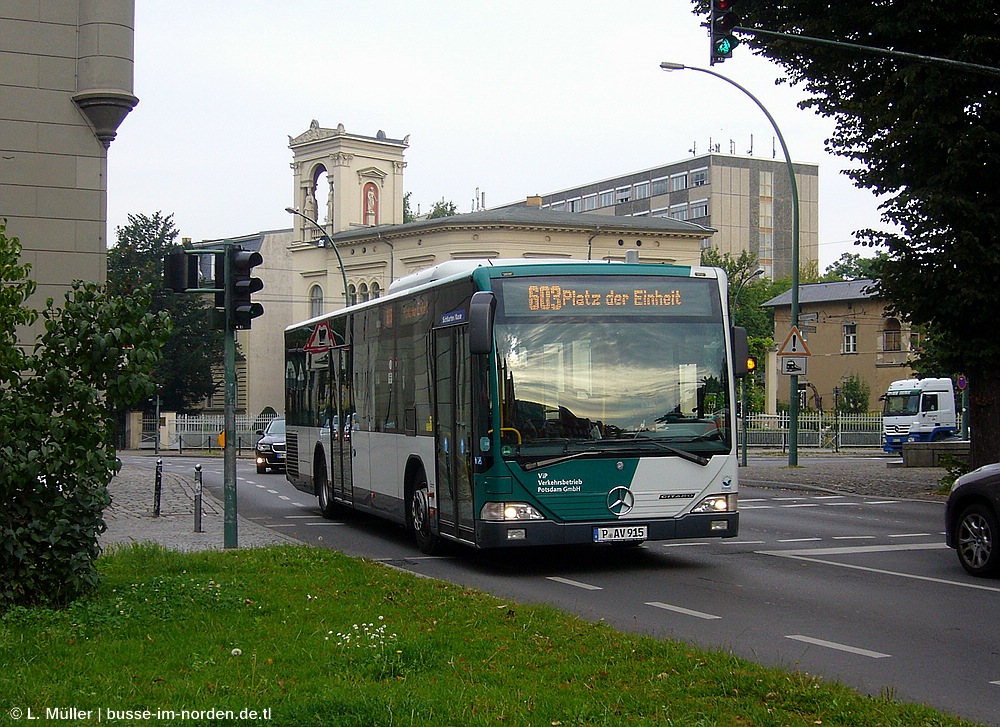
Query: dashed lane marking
[
  {"left": 647, "top": 601, "right": 721, "bottom": 620},
  {"left": 547, "top": 576, "right": 602, "bottom": 591},
  {"left": 786, "top": 635, "right": 890, "bottom": 659}
]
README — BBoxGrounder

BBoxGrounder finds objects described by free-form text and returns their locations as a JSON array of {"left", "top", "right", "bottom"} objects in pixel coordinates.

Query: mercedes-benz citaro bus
[{"left": 284, "top": 259, "right": 749, "bottom": 554}]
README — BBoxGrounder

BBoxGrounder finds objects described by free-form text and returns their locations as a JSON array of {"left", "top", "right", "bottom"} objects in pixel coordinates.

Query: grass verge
[{"left": 0, "top": 544, "right": 981, "bottom": 726}]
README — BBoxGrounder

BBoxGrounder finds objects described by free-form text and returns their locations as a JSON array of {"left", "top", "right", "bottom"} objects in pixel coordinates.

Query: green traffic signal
[{"left": 710, "top": 0, "right": 740, "bottom": 65}]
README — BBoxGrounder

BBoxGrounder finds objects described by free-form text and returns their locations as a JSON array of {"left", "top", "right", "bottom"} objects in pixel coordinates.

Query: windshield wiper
[
  {"left": 522, "top": 450, "right": 603, "bottom": 471},
  {"left": 625, "top": 434, "right": 711, "bottom": 467}
]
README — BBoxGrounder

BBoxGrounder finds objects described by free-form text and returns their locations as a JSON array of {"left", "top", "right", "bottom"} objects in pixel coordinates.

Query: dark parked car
[
  {"left": 255, "top": 417, "right": 286, "bottom": 474},
  {"left": 945, "top": 463, "right": 1000, "bottom": 577}
]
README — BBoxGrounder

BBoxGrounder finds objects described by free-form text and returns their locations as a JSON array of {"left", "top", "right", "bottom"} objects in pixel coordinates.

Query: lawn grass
[{"left": 0, "top": 544, "right": 981, "bottom": 726}]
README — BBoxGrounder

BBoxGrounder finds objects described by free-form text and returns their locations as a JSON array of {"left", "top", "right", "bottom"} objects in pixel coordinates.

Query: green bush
[{"left": 0, "top": 222, "right": 170, "bottom": 608}]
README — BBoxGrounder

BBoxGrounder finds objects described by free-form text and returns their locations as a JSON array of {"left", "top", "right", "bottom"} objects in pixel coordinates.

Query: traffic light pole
[
  {"left": 660, "top": 61, "right": 800, "bottom": 465},
  {"left": 222, "top": 240, "right": 238, "bottom": 549}
]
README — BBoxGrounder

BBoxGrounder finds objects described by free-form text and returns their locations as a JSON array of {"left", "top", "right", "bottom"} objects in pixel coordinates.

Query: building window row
[{"left": 546, "top": 167, "right": 711, "bottom": 213}]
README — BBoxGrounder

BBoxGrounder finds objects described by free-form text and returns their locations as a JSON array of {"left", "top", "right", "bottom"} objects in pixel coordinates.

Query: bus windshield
[{"left": 494, "top": 277, "right": 731, "bottom": 463}]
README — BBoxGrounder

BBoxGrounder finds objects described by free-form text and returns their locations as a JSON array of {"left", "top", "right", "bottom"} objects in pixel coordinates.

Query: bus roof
[{"left": 287, "top": 258, "right": 721, "bottom": 332}]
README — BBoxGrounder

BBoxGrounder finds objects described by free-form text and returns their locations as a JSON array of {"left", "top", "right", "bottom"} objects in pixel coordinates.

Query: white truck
[{"left": 881, "top": 378, "right": 957, "bottom": 453}]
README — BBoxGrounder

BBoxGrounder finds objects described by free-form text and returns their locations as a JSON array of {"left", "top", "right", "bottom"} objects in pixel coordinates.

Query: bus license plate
[{"left": 593, "top": 525, "right": 647, "bottom": 543}]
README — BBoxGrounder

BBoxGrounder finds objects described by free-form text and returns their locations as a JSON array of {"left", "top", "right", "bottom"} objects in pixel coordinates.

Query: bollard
[
  {"left": 153, "top": 458, "right": 163, "bottom": 517},
  {"left": 193, "top": 464, "right": 203, "bottom": 533}
]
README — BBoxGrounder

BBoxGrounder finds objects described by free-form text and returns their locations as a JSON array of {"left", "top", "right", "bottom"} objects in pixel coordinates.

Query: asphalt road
[{"left": 150, "top": 455, "right": 998, "bottom": 726}]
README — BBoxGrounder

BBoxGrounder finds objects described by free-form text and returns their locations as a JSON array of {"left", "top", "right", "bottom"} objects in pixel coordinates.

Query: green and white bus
[{"left": 284, "top": 259, "right": 748, "bottom": 553}]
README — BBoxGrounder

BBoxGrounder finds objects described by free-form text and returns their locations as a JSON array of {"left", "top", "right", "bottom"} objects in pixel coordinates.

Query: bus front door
[{"left": 433, "top": 326, "right": 475, "bottom": 542}]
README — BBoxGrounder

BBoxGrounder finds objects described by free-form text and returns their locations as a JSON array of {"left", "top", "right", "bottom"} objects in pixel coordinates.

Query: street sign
[
  {"left": 777, "top": 326, "right": 812, "bottom": 357},
  {"left": 780, "top": 356, "right": 808, "bottom": 376}
]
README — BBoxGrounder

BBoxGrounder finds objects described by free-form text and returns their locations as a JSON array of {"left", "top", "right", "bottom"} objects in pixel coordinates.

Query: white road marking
[
  {"left": 781, "top": 503, "right": 821, "bottom": 508},
  {"left": 660, "top": 542, "right": 711, "bottom": 548},
  {"left": 546, "top": 576, "right": 602, "bottom": 591},
  {"left": 778, "top": 537, "right": 822, "bottom": 543},
  {"left": 647, "top": 601, "right": 721, "bottom": 620},
  {"left": 833, "top": 535, "right": 876, "bottom": 540},
  {"left": 786, "top": 635, "right": 890, "bottom": 659},
  {"left": 759, "top": 544, "right": 1000, "bottom": 593},
  {"left": 889, "top": 532, "right": 932, "bottom": 538}
]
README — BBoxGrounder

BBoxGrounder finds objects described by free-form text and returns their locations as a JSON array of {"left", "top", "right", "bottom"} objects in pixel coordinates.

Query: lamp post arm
[
  {"left": 286, "top": 207, "right": 350, "bottom": 306},
  {"left": 660, "top": 61, "right": 800, "bottom": 464}
]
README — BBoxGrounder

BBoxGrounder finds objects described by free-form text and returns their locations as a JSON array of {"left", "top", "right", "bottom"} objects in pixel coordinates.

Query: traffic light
[
  {"left": 227, "top": 247, "right": 264, "bottom": 330},
  {"left": 164, "top": 249, "right": 199, "bottom": 292},
  {"left": 746, "top": 356, "right": 757, "bottom": 373},
  {"left": 710, "top": 0, "right": 740, "bottom": 65}
]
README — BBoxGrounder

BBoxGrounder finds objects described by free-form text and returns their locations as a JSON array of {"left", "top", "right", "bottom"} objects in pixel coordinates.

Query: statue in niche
[
  {"left": 303, "top": 186, "right": 318, "bottom": 221},
  {"left": 365, "top": 183, "right": 378, "bottom": 226},
  {"left": 326, "top": 179, "right": 335, "bottom": 225}
]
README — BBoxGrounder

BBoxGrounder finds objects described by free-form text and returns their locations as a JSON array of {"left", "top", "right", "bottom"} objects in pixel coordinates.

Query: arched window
[
  {"left": 309, "top": 285, "right": 324, "bottom": 319},
  {"left": 371, "top": 281, "right": 381, "bottom": 299},
  {"left": 359, "top": 283, "right": 370, "bottom": 303},
  {"left": 883, "top": 318, "right": 902, "bottom": 352},
  {"left": 348, "top": 283, "right": 357, "bottom": 306}
]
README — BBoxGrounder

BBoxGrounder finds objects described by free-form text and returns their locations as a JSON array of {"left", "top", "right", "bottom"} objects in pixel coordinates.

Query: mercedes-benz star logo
[{"left": 607, "top": 486, "right": 634, "bottom": 516}]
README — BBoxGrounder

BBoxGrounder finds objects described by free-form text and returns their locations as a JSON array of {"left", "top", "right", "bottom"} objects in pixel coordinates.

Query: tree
[
  {"left": 837, "top": 373, "right": 871, "bottom": 414},
  {"left": 426, "top": 198, "right": 458, "bottom": 219},
  {"left": 823, "top": 251, "right": 887, "bottom": 281},
  {"left": 107, "top": 212, "right": 224, "bottom": 412},
  {"left": 403, "top": 192, "right": 416, "bottom": 223},
  {"left": 695, "top": 1, "right": 1000, "bottom": 466},
  {"left": 1, "top": 221, "right": 170, "bottom": 607}
]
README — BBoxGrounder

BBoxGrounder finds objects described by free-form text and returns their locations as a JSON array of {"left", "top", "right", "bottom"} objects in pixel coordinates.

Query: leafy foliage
[
  {"left": 425, "top": 198, "right": 458, "bottom": 219},
  {"left": 696, "top": 0, "right": 1000, "bottom": 466},
  {"left": 837, "top": 373, "right": 871, "bottom": 414},
  {"left": 822, "top": 251, "right": 887, "bottom": 281},
  {"left": 107, "top": 212, "right": 224, "bottom": 412},
  {"left": 0, "top": 223, "right": 170, "bottom": 608}
]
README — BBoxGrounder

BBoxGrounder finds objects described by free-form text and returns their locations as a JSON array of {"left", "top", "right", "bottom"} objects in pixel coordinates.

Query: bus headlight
[
  {"left": 691, "top": 494, "right": 736, "bottom": 513},
  {"left": 480, "top": 502, "right": 547, "bottom": 521}
]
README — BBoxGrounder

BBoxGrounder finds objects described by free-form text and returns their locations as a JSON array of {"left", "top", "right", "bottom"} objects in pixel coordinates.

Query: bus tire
[
  {"left": 316, "top": 452, "right": 337, "bottom": 519},
  {"left": 409, "top": 477, "right": 440, "bottom": 555}
]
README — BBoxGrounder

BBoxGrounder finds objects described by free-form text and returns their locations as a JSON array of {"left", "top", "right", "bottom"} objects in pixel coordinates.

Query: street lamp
[
  {"left": 285, "top": 207, "right": 350, "bottom": 307},
  {"left": 733, "top": 268, "right": 764, "bottom": 467},
  {"left": 660, "top": 61, "right": 801, "bottom": 465}
]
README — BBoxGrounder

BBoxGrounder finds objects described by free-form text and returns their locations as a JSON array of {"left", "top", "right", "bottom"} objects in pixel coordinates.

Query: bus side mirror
[
  {"left": 732, "top": 326, "right": 749, "bottom": 377},
  {"left": 469, "top": 291, "right": 496, "bottom": 355}
]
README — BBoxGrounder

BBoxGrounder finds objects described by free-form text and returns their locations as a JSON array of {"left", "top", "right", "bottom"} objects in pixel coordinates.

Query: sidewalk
[
  {"left": 739, "top": 450, "right": 950, "bottom": 500},
  {"left": 101, "top": 458, "right": 300, "bottom": 553}
]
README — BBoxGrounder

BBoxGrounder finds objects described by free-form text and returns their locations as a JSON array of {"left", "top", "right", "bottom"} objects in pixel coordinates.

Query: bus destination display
[{"left": 501, "top": 277, "right": 715, "bottom": 317}]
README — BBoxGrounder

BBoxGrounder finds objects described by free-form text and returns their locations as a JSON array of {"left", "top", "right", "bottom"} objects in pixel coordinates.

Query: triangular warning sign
[
  {"left": 303, "top": 321, "right": 333, "bottom": 353},
  {"left": 777, "top": 326, "right": 811, "bottom": 357}
]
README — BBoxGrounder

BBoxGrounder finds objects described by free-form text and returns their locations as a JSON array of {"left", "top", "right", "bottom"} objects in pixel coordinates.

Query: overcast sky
[{"left": 107, "top": 1, "right": 893, "bottom": 270}]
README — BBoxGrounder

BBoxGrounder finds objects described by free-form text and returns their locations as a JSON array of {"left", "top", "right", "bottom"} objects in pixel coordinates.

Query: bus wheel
[
  {"left": 316, "top": 456, "right": 337, "bottom": 519},
  {"left": 410, "top": 481, "right": 440, "bottom": 555}
]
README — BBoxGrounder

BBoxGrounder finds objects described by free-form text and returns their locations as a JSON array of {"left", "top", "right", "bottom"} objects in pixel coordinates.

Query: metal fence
[
  {"left": 140, "top": 411, "right": 882, "bottom": 451},
  {"left": 140, "top": 413, "right": 279, "bottom": 452},
  {"left": 739, "top": 412, "right": 883, "bottom": 450}
]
